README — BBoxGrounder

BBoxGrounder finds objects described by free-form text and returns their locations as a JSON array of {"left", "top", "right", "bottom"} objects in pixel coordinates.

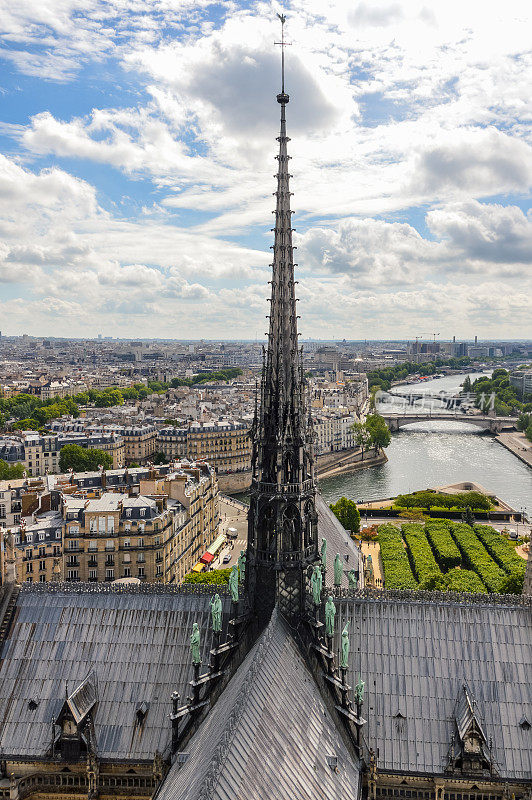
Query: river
[{"left": 319, "top": 372, "right": 532, "bottom": 516}]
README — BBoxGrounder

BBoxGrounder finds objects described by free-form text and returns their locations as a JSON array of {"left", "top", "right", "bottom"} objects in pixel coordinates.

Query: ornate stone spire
[{"left": 247, "top": 15, "right": 319, "bottom": 623}]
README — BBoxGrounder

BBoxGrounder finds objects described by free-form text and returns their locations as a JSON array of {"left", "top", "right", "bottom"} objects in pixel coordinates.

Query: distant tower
[{"left": 247, "top": 15, "right": 319, "bottom": 624}]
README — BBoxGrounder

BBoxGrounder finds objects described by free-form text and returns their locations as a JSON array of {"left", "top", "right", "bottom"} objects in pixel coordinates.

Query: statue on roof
[
  {"left": 229, "top": 564, "right": 239, "bottom": 603},
  {"left": 310, "top": 564, "right": 322, "bottom": 606},
  {"left": 320, "top": 537, "right": 327, "bottom": 570},
  {"left": 354, "top": 676, "right": 365, "bottom": 705},
  {"left": 190, "top": 623, "right": 201, "bottom": 665},
  {"left": 210, "top": 594, "right": 222, "bottom": 633},
  {"left": 348, "top": 568, "right": 358, "bottom": 589},
  {"left": 324, "top": 596, "right": 336, "bottom": 637},
  {"left": 340, "top": 622, "right": 349, "bottom": 669},
  {"left": 334, "top": 553, "right": 343, "bottom": 586},
  {"left": 238, "top": 549, "right": 246, "bottom": 583}
]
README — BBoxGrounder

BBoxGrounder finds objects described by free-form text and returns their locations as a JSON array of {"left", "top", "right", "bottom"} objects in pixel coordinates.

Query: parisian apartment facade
[{"left": 4, "top": 462, "right": 219, "bottom": 586}]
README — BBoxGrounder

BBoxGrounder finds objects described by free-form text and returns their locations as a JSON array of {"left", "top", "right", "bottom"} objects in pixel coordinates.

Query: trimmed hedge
[
  {"left": 474, "top": 525, "right": 526, "bottom": 582},
  {"left": 395, "top": 490, "right": 492, "bottom": 510},
  {"left": 450, "top": 523, "right": 507, "bottom": 593},
  {"left": 378, "top": 524, "right": 418, "bottom": 590},
  {"left": 425, "top": 521, "right": 462, "bottom": 570},
  {"left": 444, "top": 569, "right": 487, "bottom": 594},
  {"left": 402, "top": 524, "right": 442, "bottom": 583}
]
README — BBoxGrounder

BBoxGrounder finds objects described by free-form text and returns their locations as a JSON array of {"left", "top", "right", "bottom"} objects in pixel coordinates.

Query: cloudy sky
[{"left": 0, "top": 0, "right": 531, "bottom": 340}]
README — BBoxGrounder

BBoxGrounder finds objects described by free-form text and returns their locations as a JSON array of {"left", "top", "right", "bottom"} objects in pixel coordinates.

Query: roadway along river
[{"left": 319, "top": 372, "right": 532, "bottom": 517}]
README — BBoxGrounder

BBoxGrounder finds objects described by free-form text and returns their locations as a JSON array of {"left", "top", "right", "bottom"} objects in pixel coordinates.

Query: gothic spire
[{"left": 247, "top": 15, "right": 319, "bottom": 624}]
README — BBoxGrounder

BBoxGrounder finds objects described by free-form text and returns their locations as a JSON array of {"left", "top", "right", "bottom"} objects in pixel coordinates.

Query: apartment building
[
  {"left": 6, "top": 461, "right": 219, "bottom": 585},
  {"left": 509, "top": 369, "right": 532, "bottom": 399},
  {"left": 11, "top": 511, "right": 63, "bottom": 584},
  {"left": 1, "top": 431, "right": 125, "bottom": 475},
  {"left": 121, "top": 425, "right": 157, "bottom": 465},
  {"left": 313, "top": 412, "right": 358, "bottom": 455},
  {"left": 157, "top": 420, "right": 252, "bottom": 474}
]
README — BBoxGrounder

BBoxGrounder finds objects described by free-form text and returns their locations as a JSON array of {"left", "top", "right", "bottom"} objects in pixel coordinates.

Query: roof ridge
[{"left": 196, "top": 611, "right": 279, "bottom": 800}]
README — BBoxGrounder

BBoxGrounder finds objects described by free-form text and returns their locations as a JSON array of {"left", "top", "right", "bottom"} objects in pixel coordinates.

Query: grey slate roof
[
  {"left": 157, "top": 609, "right": 361, "bottom": 800},
  {"left": 317, "top": 494, "right": 363, "bottom": 588},
  {"left": 334, "top": 595, "right": 532, "bottom": 779},
  {"left": 0, "top": 585, "right": 231, "bottom": 760}
]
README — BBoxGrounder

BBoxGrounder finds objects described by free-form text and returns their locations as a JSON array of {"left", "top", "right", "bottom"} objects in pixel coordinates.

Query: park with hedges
[{"left": 377, "top": 520, "right": 526, "bottom": 594}]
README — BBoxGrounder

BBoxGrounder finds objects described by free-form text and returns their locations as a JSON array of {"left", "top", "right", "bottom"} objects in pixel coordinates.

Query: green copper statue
[
  {"left": 229, "top": 564, "right": 239, "bottom": 603},
  {"left": 210, "top": 593, "right": 222, "bottom": 633},
  {"left": 340, "top": 622, "right": 349, "bottom": 669},
  {"left": 324, "top": 596, "right": 336, "bottom": 637},
  {"left": 320, "top": 538, "right": 327, "bottom": 570},
  {"left": 348, "top": 569, "right": 358, "bottom": 589},
  {"left": 310, "top": 564, "right": 322, "bottom": 606},
  {"left": 354, "top": 676, "right": 365, "bottom": 705},
  {"left": 334, "top": 553, "right": 343, "bottom": 587},
  {"left": 190, "top": 622, "right": 201, "bottom": 665},
  {"left": 238, "top": 550, "right": 246, "bottom": 583}
]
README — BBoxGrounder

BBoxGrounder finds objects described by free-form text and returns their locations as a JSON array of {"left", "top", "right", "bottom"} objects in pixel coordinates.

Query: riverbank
[
  {"left": 218, "top": 446, "right": 387, "bottom": 494},
  {"left": 496, "top": 432, "right": 532, "bottom": 468}
]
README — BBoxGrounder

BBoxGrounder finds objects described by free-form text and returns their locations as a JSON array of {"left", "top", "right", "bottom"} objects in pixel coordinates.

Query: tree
[
  {"left": 59, "top": 444, "right": 112, "bottom": 473},
  {"left": 463, "top": 506, "right": 475, "bottom": 528},
  {"left": 329, "top": 497, "right": 361, "bottom": 534},
  {"left": 517, "top": 412, "right": 530, "bottom": 432},
  {"left": 152, "top": 451, "right": 167, "bottom": 465},
  {"left": 184, "top": 568, "right": 231, "bottom": 585},
  {"left": 0, "top": 460, "right": 25, "bottom": 480},
  {"left": 462, "top": 375, "right": 472, "bottom": 393},
  {"left": 351, "top": 421, "right": 372, "bottom": 459},
  {"left": 526, "top": 422, "right": 532, "bottom": 443},
  {"left": 365, "top": 413, "right": 391, "bottom": 451}
]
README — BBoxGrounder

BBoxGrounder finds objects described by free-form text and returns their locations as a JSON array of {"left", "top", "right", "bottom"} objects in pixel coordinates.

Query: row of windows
[{"left": 68, "top": 567, "right": 146, "bottom": 580}]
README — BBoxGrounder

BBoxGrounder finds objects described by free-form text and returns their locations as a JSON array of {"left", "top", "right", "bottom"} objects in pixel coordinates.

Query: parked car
[
  {"left": 223, "top": 554, "right": 232, "bottom": 564},
  {"left": 508, "top": 529, "right": 518, "bottom": 541}
]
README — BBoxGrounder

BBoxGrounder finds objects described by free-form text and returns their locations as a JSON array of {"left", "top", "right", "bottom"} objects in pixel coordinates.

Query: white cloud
[{"left": 0, "top": 1, "right": 531, "bottom": 337}]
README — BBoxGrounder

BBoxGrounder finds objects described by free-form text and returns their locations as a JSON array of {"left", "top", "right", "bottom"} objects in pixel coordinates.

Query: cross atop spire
[{"left": 274, "top": 13, "right": 291, "bottom": 102}]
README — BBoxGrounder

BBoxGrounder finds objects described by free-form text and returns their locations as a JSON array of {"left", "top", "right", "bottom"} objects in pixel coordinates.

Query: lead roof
[
  {"left": 0, "top": 585, "right": 231, "bottom": 760},
  {"left": 334, "top": 595, "right": 531, "bottom": 779},
  {"left": 157, "top": 609, "right": 362, "bottom": 800}
]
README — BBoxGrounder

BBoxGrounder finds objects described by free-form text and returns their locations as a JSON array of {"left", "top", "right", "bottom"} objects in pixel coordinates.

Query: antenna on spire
[{"left": 275, "top": 12, "right": 291, "bottom": 99}]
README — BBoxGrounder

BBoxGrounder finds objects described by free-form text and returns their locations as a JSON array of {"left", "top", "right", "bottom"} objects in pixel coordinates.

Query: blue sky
[{"left": 0, "top": 0, "right": 531, "bottom": 339}]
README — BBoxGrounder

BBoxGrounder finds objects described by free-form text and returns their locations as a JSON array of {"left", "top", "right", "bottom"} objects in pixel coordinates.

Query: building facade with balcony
[
  {"left": 121, "top": 425, "right": 157, "bottom": 465},
  {"left": 5, "top": 461, "right": 219, "bottom": 586},
  {"left": 157, "top": 420, "right": 252, "bottom": 475}
]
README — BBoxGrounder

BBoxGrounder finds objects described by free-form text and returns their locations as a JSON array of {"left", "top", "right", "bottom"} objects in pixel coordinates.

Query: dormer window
[
  {"left": 140, "top": 508, "right": 146, "bottom": 517},
  {"left": 126, "top": 509, "right": 132, "bottom": 518}
]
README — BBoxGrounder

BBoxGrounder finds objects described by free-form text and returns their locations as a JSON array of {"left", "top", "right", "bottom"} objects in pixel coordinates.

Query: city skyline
[{"left": 1, "top": 1, "right": 531, "bottom": 339}]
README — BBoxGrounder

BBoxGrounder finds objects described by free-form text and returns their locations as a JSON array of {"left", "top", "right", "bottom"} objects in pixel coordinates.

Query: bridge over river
[{"left": 381, "top": 412, "right": 518, "bottom": 433}]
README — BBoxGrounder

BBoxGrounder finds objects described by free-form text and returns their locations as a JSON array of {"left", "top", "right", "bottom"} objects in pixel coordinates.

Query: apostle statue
[
  {"left": 348, "top": 569, "right": 358, "bottom": 589},
  {"left": 334, "top": 553, "right": 343, "bottom": 587},
  {"left": 229, "top": 564, "right": 239, "bottom": 603},
  {"left": 324, "top": 595, "right": 336, "bottom": 638},
  {"left": 320, "top": 537, "right": 327, "bottom": 570},
  {"left": 310, "top": 564, "right": 322, "bottom": 606},
  {"left": 354, "top": 676, "right": 365, "bottom": 705},
  {"left": 210, "top": 593, "right": 222, "bottom": 633},
  {"left": 190, "top": 622, "right": 201, "bottom": 665},
  {"left": 340, "top": 622, "right": 349, "bottom": 669}
]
